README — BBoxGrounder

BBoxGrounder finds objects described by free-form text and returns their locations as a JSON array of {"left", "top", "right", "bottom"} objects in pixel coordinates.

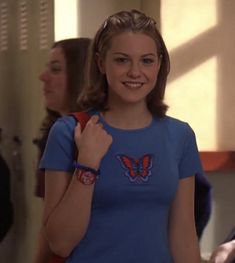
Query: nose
[
  {"left": 127, "top": 61, "right": 141, "bottom": 78},
  {"left": 39, "top": 69, "right": 49, "bottom": 82}
]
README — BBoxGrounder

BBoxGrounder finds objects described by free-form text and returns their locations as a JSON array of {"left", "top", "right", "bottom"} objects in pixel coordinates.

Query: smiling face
[
  {"left": 97, "top": 32, "right": 161, "bottom": 109},
  {"left": 39, "top": 46, "right": 69, "bottom": 115}
]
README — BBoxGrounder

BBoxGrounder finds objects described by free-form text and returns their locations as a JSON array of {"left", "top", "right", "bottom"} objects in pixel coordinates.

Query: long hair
[
  {"left": 52, "top": 38, "right": 92, "bottom": 111},
  {"left": 77, "top": 9, "right": 170, "bottom": 117},
  {"left": 35, "top": 38, "right": 91, "bottom": 155}
]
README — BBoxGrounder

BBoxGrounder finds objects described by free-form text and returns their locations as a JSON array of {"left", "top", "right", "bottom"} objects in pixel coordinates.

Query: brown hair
[
  {"left": 78, "top": 9, "right": 170, "bottom": 117},
  {"left": 52, "top": 38, "right": 91, "bottom": 111},
  {"left": 35, "top": 38, "right": 91, "bottom": 155}
]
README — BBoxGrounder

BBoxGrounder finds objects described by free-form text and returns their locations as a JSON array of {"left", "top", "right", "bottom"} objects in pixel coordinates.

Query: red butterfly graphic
[{"left": 117, "top": 154, "right": 153, "bottom": 183}]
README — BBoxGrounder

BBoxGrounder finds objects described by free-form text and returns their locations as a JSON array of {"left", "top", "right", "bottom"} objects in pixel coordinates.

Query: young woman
[
  {"left": 40, "top": 10, "right": 202, "bottom": 263},
  {"left": 33, "top": 38, "right": 91, "bottom": 263}
]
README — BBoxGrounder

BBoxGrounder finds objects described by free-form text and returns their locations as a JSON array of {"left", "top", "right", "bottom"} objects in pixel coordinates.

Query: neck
[
  {"left": 59, "top": 109, "right": 69, "bottom": 116},
  {"left": 102, "top": 104, "right": 152, "bottom": 129}
]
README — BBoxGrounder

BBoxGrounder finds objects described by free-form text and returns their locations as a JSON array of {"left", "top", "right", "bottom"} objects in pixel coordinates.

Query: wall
[
  {"left": 77, "top": 0, "right": 142, "bottom": 38},
  {"left": 0, "top": 0, "right": 54, "bottom": 262},
  {"left": 158, "top": 0, "right": 235, "bottom": 255},
  {"left": 162, "top": 0, "right": 235, "bottom": 151}
]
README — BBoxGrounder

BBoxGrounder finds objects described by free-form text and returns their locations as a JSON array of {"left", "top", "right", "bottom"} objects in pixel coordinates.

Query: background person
[{"left": 33, "top": 37, "right": 91, "bottom": 263}]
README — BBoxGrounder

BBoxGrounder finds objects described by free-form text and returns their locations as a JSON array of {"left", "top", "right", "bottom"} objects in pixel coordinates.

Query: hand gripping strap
[{"left": 70, "top": 111, "right": 91, "bottom": 161}]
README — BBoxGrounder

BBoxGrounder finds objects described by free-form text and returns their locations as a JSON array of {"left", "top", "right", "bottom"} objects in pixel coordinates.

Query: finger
[
  {"left": 88, "top": 115, "right": 99, "bottom": 125},
  {"left": 96, "top": 123, "right": 103, "bottom": 129}
]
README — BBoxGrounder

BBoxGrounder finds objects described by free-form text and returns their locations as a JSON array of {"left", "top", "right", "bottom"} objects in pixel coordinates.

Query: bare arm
[
  {"left": 43, "top": 169, "right": 95, "bottom": 257},
  {"left": 33, "top": 225, "right": 52, "bottom": 263},
  {"left": 42, "top": 116, "right": 112, "bottom": 257},
  {"left": 169, "top": 176, "right": 201, "bottom": 263}
]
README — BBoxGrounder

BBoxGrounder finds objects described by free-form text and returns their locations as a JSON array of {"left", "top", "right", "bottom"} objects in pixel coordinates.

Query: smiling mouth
[
  {"left": 43, "top": 88, "right": 52, "bottom": 95},
  {"left": 123, "top": 81, "right": 144, "bottom": 89}
]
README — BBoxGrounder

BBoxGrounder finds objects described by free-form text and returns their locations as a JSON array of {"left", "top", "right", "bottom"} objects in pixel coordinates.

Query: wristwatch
[{"left": 76, "top": 169, "right": 97, "bottom": 185}]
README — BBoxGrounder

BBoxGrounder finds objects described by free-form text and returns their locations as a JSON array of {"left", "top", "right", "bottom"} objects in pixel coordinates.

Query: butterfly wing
[
  {"left": 138, "top": 154, "right": 153, "bottom": 181},
  {"left": 117, "top": 155, "right": 137, "bottom": 181}
]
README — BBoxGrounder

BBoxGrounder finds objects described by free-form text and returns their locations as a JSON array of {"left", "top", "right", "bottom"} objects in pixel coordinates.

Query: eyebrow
[
  {"left": 45, "top": 60, "right": 62, "bottom": 68},
  {"left": 112, "top": 52, "right": 157, "bottom": 57}
]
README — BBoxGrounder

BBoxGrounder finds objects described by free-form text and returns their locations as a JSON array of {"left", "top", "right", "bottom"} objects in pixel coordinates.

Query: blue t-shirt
[{"left": 40, "top": 112, "right": 203, "bottom": 263}]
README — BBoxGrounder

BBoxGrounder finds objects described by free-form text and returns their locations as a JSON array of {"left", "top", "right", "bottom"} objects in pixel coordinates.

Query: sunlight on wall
[
  {"left": 165, "top": 57, "right": 218, "bottom": 151},
  {"left": 54, "top": 0, "right": 78, "bottom": 41},
  {"left": 162, "top": 0, "right": 217, "bottom": 50},
  {"left": 162, "top": 0, "right": 218, "bottom": 151}
]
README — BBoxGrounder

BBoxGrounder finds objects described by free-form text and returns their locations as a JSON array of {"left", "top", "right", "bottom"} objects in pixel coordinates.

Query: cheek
[
  {"left": 57, "top": 76, "right": 67, "bottom": 94},
  {"left": 149, "top": 66, "right": 160, "bottom": 81},
  {"left": 105, "top": 66, "right": 123, "bottom": 84},
  {"left": 105, "top": 68, "right": 116, "bottom": 85},
  {"left": 51, "top": 78, "right": 68, "bottom": 104},
  {"left": 50, "top": 74, "right": 67, "bottom": 88},
  {"left": 58, "top": 85, "right": 69, "bottom": 104}
]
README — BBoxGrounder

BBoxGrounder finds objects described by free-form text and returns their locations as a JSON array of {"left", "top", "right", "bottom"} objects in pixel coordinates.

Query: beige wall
[
  {"left": 162, "top": 0, "right": 235, "bottom": 151},
  {"left": 77, "top": 0, "right": 141, "bottom": 38},
  {"left": 158, "top": 0, "right": 235, "bottom": 253}
]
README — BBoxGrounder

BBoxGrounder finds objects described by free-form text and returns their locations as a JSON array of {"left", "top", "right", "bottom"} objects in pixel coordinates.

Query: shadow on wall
[
  {"left": 168, "top": 0, "right": 235, "bottom": 150},
  {"left": 166, "top": 0, "right": 235, "bottom": 248}
]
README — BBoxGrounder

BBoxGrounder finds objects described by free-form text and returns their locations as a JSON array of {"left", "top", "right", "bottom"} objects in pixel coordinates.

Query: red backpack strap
[
  {"left": 70, "top": 111, "right": 91, "bottom": 161},
  {"left": 70, "top": 111, "right": 91, "bottom": 131}
]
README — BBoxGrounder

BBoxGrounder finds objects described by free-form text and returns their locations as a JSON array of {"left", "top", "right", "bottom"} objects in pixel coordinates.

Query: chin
[
  {"left": 121, "top": 95, "right": 146, "bottom": 104},
  {"left": 44, "top": 102, "right": 56, "bottom": 112}
]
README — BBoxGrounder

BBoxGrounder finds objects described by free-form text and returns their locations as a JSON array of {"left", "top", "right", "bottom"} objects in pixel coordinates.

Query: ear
[{"left": 96, "top": 52, "right": 106, "bottom": 74}]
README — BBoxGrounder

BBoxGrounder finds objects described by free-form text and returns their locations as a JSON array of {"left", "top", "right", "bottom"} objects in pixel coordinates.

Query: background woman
[{"left": 33, "top": 37, "right": 91, "bottom": 263}]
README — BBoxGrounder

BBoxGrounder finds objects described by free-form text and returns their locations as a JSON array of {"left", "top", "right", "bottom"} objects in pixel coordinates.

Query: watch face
[{"left": 79, "top": 171, "right": 96, "bottom": 185}]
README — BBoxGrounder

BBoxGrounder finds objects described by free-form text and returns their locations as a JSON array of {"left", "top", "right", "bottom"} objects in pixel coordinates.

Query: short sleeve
[
  {"left": 39, "top": 116, "right": 76, "bottom": 172},
  {"left": 179, "top": 125, "right": 203, "bottom": 179}
]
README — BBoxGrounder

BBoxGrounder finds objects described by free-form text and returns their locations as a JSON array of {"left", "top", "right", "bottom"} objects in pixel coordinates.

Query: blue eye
[{"left": 141, "top": 58, "right": 155, "bottom": 65}]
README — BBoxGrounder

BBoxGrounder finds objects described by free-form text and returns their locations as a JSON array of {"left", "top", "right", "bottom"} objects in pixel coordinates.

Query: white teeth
[{"left": 124, "top": 82, "right": 143, "bottom": 88}]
